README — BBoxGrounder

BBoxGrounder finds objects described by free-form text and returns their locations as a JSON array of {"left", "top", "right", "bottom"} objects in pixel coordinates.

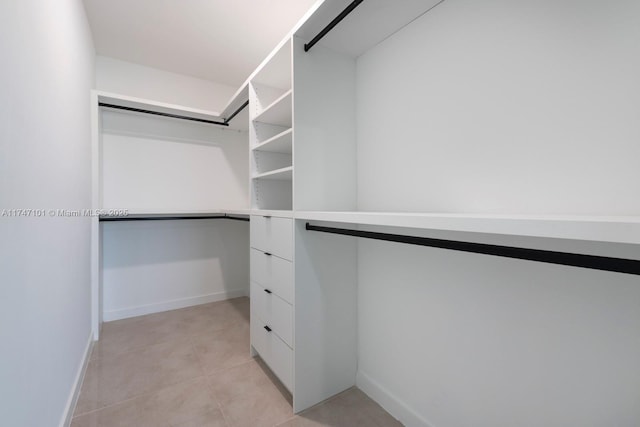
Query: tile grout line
[
  {"left": 74, "top": 301, "right": 250, "bottom": 424},
  {"left": 72, "top": 374, "right": 214, "bottom": 419},
  {"left": 187, "top": 307, "right": 251, "bottom": 427},
  {"left": 75, "top": 346, "right": 204, "bottom": 418},
  {"left": 273, "top": 414, "right": 297, "bottom": 427},
  {"left": 74, "top": 321, "right": 209, "bottom": 418}
]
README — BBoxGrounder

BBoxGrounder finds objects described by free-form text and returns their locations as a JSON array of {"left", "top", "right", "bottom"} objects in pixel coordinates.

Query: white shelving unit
[
  {"left": 250, "top": 38, "right": 293, "bottom": 211},
  {"left": 246, "top": 35, "right": 299, "bottom": 411},
  {"left": 286, "top": 2, "right": 640, "bottom": 424}
]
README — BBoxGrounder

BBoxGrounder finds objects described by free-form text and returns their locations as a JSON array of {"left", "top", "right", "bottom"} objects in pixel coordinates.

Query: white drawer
[
  {"left": 250, "top": 248, "right": 293, "bottom": 304},
  {"left": 251, "top": 281, "right": 293, "bottom": 348},
  {"left": 251, "top": 315, "right": 293, "bottom": 391},
  {"left": 250, "top": 215, "right": 293, "bottom": 261}
]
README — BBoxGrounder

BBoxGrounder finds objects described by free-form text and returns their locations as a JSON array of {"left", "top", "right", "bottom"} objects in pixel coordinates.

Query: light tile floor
[{"left": 72, "top": 297, "right": 402, "bottom": 427}]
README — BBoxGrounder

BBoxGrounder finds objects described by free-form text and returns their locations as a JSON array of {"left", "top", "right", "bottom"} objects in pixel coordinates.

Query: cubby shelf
[
  {"left": 253, "top": 128, "right": 293, "bottom": 154},
  {"left": 253, "top": 90, "right": 292, "bottom": 127},
  {"left": 252, "top": 166, "right": 293, "bottom": 181}
]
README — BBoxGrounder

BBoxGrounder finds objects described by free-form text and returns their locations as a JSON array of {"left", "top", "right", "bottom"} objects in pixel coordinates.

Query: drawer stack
[{"left": 249, "top": 215, "right": 294, "bottom": 391}]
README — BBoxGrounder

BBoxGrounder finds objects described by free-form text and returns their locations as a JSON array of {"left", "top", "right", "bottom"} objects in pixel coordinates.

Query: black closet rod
[
  {"left": 99, "top": 100, "right": 249, "bottom": 127},
  {"left": 305, "top": 223, "right": 640, "bottom": 276},
  {"left": 304, "top": 0, "right": 364, "bottom": 52},
  {"left": 100, "top": 214, "right": 249, "bottom": 222}
]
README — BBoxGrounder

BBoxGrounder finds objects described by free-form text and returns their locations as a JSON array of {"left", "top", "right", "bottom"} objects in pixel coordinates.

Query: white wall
[
  {"left": 0, "top": 1, "right": 95, "bottom": 426},
  {"left": 355, "top": 1, "right": 640, "bottom": 426},
  {"left": 101, "top": 110, "right": 249, "bottom": 211},
  {"left": 96, "top": 56, "right": 237, "bottom": 112},
  {"left": 356, "top": 230, "right": 640, "bottom": 427},
  {"left": 102, "top": 219, "right": 249, "bottom": 320},
  {"left": 357, "top": 0, "right": 640, "bottom": 215}
]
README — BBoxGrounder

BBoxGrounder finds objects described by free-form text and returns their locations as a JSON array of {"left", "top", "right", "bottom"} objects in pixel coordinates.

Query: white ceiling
[{"left": 83, "top": 0, "right": 319, "bottom": 87}]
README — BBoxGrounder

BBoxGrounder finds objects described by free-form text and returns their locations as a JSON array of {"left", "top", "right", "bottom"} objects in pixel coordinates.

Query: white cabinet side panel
[
  {"left": 294, "top": 220, "right": 358, "bottom": 412},
  {"left": 293, "top": 36, "right": 357, "bottom": 211}
]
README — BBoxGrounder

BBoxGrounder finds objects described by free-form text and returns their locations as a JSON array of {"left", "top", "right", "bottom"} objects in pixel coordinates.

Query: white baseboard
[
  {"left": 103, "top": 289, "right": 249, "bottom": 322},
  {"left": 357, "top": 370, "right": 434, "bottom": 427},
  {"left": 59, "top": 332, "right": 94, "bottom": 427}
]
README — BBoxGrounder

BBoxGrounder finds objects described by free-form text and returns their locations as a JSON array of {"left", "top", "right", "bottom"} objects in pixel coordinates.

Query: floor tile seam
[
  {"left": 72, "top": 374, "right": 210, "bottom": 419},
  {"left": 204, "top": 357, "right": 256, "bottom": 377},
  {"left": 273, "top": 414, "right": 297, "bottom": 427},
  {"left": 306, "top": 385, "right": 357, "bottom": 410},
  {"left": 203, "top": 358, "right": 259, "bottom": 406},
  {"left": 217, "top": 402, "right": 236, "bottom": 427},
  {"left": 71, "top": 389, "right": 155, "bottom": 419},
  {"left": 198, "top": 362, "right": 228, "bottom": 414},
  {"left": 185, "top": 325, "right": 239, "bottom": 342},
  {"left": 90, "top": 334, "right": 194, "bottom": 363},
  {"left": 208, "top": 364, "right": 276, "bottom": 427},
  {"left": 166, "top": 406, "right": 228, "bottom": 427},
  {"left": 185, "top": 326, "right": 212, "bottom": 378},
  {"left": 185, "top": 319, "right": 251, "bottom": 341}
]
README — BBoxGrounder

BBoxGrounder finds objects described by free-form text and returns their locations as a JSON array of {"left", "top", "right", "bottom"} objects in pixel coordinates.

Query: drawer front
[
  {"left": 250, "top": 314, "right": 267, "bottom": 357},
  {"left": 250, "top": 316, "right": 293, "bottom": 391},
  {"left": 250, "top": 248, "right": 293, "bottom": 304},
  {"left": 250, "top": 215, "right": 293, "bottom": 261},
  {"left": 268, "top": 328, "right": 293, "bottom": 391},
  {"left": 251, "top": 282, "right": 293, "bottom": 348}
]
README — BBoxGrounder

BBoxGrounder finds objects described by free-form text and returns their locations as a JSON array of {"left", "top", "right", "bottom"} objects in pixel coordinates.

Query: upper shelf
[
  {"left": 97, "top": 91, "right": 249, "bottom": 131},
  {"left": 295, "top": 0, "right": 443, "bottom": 57},
  {"left": 253, "top": 90, "right": 292, "bottom": 127},
  {"left": 219, "top": 83, "right": 249, "bottom": 120},
  {"left": 98, "top": 91, "right": 221, "bottom": 119},
  {"left": 295, "top": 211, "right": 640, "bottom": 246}
]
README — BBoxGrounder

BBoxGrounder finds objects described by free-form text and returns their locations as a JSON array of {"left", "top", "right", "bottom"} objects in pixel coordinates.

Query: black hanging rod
[
  {"left": 224, "top": 215, "right": 251, "bottom": 222},
  {"left": 305, "top": 222, "right": 640, "bottom": 276},
  {"left": 100, "top": 214, "right": 249, "bottom": 222},
  {"left": 99, "top": 100, "right": 249, "bottom": 127},
  {"left": 304, "top": 0, "right": 364, "bottom": 52}
]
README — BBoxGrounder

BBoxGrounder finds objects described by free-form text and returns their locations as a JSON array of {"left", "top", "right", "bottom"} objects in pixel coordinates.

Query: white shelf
[
  {"left": 253, "top": 90, "right": 292, "bottom": 127},
  {"left": 222, "top": 208, "right": 252, "bottom": 216},
  {"left": 294, "top": 211, "right": 640, "bottom": 245},
  {"left": 219, "top": 82, "right": 249, "bottom": 119},
  {"left": 253, "top": 129, "right": 293, "bottom": 154},
  {"left": 252, "top": 166, "right": 293, "bottom": 181},
  {"left": 249, "top": 209, "right": 294, "bottom": 218},
  {"left": 97, "top": 91, "right": 223, "bottom": 122},
  {"left": 99, "top": 210, "right": 226, "bottom": 220},
  {"left": 99, "top": 209, "right": 251, "bottom": 220}
]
